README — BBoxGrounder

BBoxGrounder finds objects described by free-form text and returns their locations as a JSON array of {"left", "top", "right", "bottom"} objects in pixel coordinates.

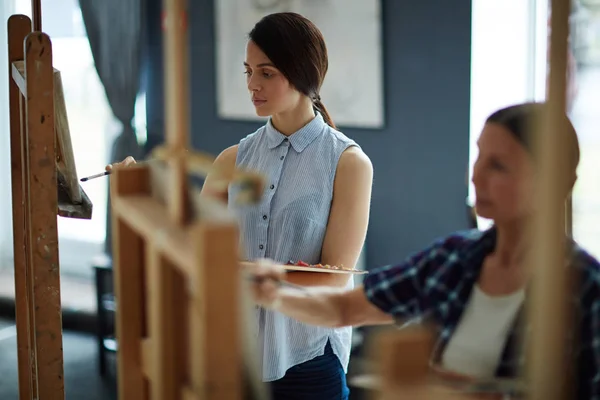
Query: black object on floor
[
  {"left": 94, "top": 255, "right": 116, "bottom": 377},
  {"left": 0, "top": 318, "right": 117, "bottom": 400}
]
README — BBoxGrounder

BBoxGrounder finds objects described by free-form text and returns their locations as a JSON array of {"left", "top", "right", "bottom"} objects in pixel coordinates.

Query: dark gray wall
[{"left": 144, "top": 0, "right": 472, "bottom": 269}]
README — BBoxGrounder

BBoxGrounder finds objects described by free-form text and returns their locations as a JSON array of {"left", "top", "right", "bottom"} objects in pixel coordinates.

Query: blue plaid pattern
[{"left": 363, "top": 227, "right": 600, "bottom": 399}]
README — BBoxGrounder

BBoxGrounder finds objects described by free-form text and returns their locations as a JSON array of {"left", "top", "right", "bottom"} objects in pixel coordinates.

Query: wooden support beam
[
  {"left": 146, "top": 246, "right": 188, "bottom": 400},
  {"left": 112, "top": 167, "right": 150, "bottom": 400},
  {"left": 8, "top": 14, "right": 34, "bottom": 400},
  {"left": 527, "top": 0, "right": 574, "bottom": 399},
  {"left": 163, "top": 0, "right": 190, "bottom": 225},
  {"left": 22, "top": 31, "right": 65, "bottom": 399},
  {"left": 31, "top": 0, "right": 42, "bottom": 31},
  {"left": 191, "top": 223, "right": 243, "bottom": 399}
]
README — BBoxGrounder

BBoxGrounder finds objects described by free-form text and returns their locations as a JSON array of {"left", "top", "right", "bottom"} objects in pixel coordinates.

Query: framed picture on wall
[{"left": 215, "top": 0, "right": 385, "bottom": 129}]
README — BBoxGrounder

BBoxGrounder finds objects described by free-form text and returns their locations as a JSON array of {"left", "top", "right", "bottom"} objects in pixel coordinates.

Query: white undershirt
[{"left": 441, "top": 284, "right": 525, "bottom": 377}]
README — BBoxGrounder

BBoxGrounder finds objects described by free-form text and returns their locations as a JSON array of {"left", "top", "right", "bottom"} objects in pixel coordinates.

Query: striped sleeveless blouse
[{"left": 228, "top": 113, "right": 358, "bottom": 382}]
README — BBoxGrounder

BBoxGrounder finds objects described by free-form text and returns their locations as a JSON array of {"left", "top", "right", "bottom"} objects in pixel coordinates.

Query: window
[
  {"left": 14, "top": 0, "right": 110, "bottom": 277},
  {"left": 0, "top": 0, "right": 146, "bottom": 278},
  {"left": 469, "top": 0, "right": 548, "bottom": 229},
  {"left": 569, "top": 1, "right": 600, "bottom": 258},
  {"left": 470, "top": 0, "right": 600, "bottom": 258}
]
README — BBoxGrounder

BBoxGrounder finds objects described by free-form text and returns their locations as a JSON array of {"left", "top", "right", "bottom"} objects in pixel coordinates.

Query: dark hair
[
  {"left": 248, "top": 12, "right": 335, "bottom": 128},
  {"left": 486, "top": 102, "right": 580, "bottom": 184}
]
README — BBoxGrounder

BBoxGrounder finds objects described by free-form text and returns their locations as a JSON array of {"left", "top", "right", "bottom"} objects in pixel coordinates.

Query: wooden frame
[
  {"left": 110, "top": 0, "right": 267, "bottom": 398},
  {"left": 108, "top": 0, "right": 576, "bottom": 399},
  {"left": 7, "top": 15, "right": 64, "bottom": 400},
  {"left": 7, "top": 3, "right": 94, "bottom": 397},
  {"left": 2, "top": 0, "right": 574, "bottom": 398}
]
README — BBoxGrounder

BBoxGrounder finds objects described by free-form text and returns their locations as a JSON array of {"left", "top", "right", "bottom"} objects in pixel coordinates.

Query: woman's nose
[{"left": 247, "top": 75, "right": 260, "bottom": 92}]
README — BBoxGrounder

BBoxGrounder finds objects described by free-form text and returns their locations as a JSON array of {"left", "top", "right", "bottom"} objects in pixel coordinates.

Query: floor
[
  {"left": 0, "top": 314, "right": 372, "bottom": 399},
  {"left": 0, "top": 318, "right": 117, "bottom": 400},
  {"left": 0, "top": 267, "right": 373, "bottom": 399}
]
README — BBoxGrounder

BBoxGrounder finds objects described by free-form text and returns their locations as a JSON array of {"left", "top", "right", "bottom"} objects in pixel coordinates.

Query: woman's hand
[
  {"left": 245, "top": 259, "right": 286, "bottom": 309},
  {"left": 105, "top": 156, "right": 137, "bottom": 172}
]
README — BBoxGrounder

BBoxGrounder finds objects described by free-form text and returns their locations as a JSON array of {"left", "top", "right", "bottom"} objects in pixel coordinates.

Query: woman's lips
[{"left": 252, "top": 99, "right": 267, "bottom": 107}]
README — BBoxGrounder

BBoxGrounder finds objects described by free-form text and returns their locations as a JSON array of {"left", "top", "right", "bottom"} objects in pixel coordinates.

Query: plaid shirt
[{"left": 363, "top": 227, "right": 600, "bottom": 399}]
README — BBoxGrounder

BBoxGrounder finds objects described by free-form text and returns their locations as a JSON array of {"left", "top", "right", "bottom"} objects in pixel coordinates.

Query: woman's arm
[
  {"left": 199, "top": 145, "right": 238, "bottom": 202},
  {"left": 107, "top": 146, "right": 238, "bottom": 203},
  {"left": 285, "top": 146, "right": 373, "bottom": 288},
  {"left": 249, "top": 235, "right": 455, "bottom": 328},
  {"left": 250, "top": 262, "right": 393, "bottom": 327},
  {"left": 277, "top": 286, "right": 394, "bottom": 327}
]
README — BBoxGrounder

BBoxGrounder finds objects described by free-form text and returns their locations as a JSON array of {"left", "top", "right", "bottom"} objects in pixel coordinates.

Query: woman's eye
[
  {"left": 262, "top": 71, "right": 273, "bottom": 78},
  {"left": 491, "top": 160, "right": 506, "bottom": 171}
]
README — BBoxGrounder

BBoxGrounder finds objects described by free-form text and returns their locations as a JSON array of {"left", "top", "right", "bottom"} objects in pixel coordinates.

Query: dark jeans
[{"left": 270, "top": 341, "right": 350, "bottom": 400}]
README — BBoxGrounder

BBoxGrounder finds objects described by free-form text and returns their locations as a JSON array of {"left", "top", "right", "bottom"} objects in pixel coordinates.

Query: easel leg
[
  {"left": 23, "top": 31, "right": 65, "bottom": 399},
  {"left": 112, "top": 167, "right": 150, "bottom": 400},
  {"left": 193, "top": 224, "right": 242, "bottom": 399},
  {"left": 8, "top": 14, "right": 34, "bottom": 400},
  {"left": 146, "top": 246, "right": 187, "bottom": 400},
  {"left": 21, "top": 89, "right": 39, "bottom": 400}
]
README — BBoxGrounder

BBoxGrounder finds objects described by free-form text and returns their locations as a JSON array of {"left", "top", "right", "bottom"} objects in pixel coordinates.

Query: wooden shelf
[{"left": 57, "top": 179, "right": 93, "bottom": 219}]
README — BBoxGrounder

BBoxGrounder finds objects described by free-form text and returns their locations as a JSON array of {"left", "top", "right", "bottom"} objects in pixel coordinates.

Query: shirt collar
[
  {"left": 458, "top": 226, "right": 497, "bottom": 279},
  {"left": 265, "top": 113, "right": 326, "bottom": 152},
  {"left": 458, "top": 226, "right": 579, "bottom": 285}
]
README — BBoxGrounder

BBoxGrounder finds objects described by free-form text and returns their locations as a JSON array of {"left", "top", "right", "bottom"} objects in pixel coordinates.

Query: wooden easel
[
  {"left": 113, "top": 0, "right": 577, "bottom": 399},
  {"left": 110, "top": 0, "right": 267, "bottom": 398},
  {"left": 7, "top": 2, "right": 93, "bottom": 399},
  {"left": 368, "top": 0, "right": 576, "bottom": 399}
]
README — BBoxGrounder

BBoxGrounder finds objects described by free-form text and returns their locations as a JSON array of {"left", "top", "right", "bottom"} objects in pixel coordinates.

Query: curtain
[{"left": 78, "top": 0, "right": 146, "bottom": 255}]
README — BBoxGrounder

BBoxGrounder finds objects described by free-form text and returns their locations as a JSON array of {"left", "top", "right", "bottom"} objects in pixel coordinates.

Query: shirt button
[
  {"left": 262, "top": 215, "right": 267, "bottom": 220},
  {"left": 270, "top": 184, "right": 275, "bottom": 189},
  {"left": 280, "top": 156, "right": 284, "bottom": 160},
  {"left": 259, "top": 244, "right": 264, "bottom": 250}
]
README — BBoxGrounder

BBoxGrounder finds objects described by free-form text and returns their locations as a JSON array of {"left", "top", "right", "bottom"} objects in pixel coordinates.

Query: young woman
[
  {"left": 109, "top": 12, "right": 373, "bottom": 400},
  {"left": 249, "top": 103, "right": 600, "bottom": 399}
]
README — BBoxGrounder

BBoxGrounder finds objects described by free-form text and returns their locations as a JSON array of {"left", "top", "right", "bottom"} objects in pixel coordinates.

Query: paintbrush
[
  {"left": 80, "top": 170, "right": 111, "bottom": 182},
  {"left": 80, "top": 158, "right": 155, "bottom": 182}
]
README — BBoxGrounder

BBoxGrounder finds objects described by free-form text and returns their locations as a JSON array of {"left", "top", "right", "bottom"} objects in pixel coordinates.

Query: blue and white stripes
[{"left": 229, "top": 113, "right": 357, "bottom": 382}]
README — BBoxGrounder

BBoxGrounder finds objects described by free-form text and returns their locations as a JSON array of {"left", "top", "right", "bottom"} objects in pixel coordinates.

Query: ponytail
[{"left": 313, "top": 98, "right": 336, "bottom": 129}]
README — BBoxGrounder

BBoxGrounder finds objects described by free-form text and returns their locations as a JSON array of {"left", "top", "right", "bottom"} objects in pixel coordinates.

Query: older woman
[{"left": 249, "top": 102, "right": 600, "bottom": 399}]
